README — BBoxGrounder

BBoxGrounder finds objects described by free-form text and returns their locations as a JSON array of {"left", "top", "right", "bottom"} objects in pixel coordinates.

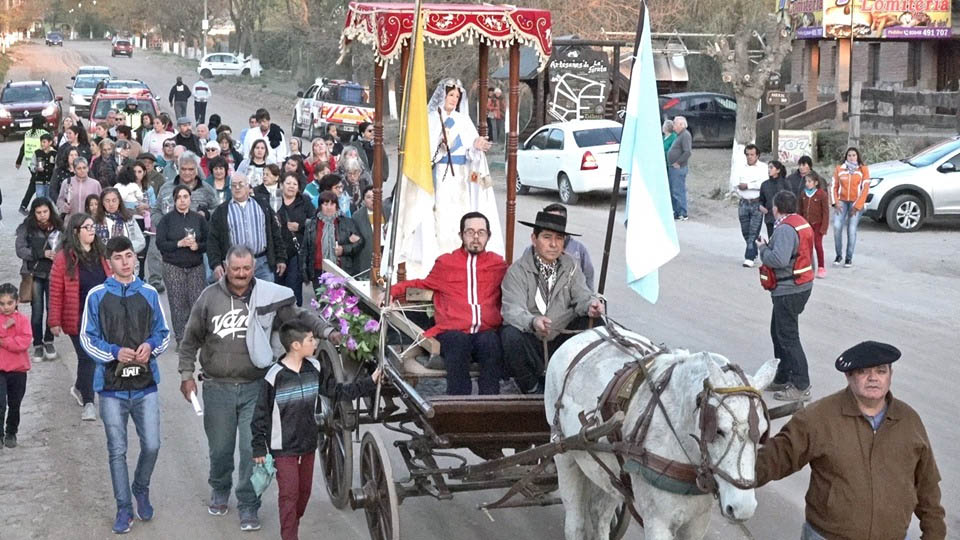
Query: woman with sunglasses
[{"left": 48, "top": 213, "right": 112, "bottom": 422}]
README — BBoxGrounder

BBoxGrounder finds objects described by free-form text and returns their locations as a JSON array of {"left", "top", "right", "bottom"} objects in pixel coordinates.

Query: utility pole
[{"left": 202, "top": 0, "right": 208, "bottom": 57}]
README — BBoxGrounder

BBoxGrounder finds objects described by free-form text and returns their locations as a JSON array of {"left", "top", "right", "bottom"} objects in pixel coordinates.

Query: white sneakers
[{"left": 742, "top": 259, "right": 755, "bottom": 268}]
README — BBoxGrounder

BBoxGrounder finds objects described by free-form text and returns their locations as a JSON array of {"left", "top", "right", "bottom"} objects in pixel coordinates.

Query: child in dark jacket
[
  {"left": 799, "top": 174, "right": 830, "bottom": 278},
  {"left": 251, "top": 320, "right": 381, "bottom": 540},
  {"left": 0, "top": 283, "right": 33, "bottom": 448}
]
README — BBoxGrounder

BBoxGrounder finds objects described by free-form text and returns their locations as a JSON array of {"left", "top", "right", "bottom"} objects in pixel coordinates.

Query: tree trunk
[{"left": 735, "top": 93, "right": 761, "bottom": 146}]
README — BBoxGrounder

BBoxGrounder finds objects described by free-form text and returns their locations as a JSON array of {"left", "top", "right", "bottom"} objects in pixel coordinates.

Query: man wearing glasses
[{"left": 390, "top": 212, "right": 507, "bottom": 395}]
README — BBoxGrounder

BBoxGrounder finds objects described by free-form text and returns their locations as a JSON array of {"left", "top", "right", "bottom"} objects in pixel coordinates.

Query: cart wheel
[
  {"left": 317, "top": 342, "right": 354, "bottom": 509},
  {"left": 609, "top": 502, "right": 631, "bottom": 540},
  {"left": 359, "top": 431, "right": 400, "bottom": 540}
]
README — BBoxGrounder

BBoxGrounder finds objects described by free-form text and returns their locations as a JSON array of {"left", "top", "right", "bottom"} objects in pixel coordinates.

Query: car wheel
[
  {"left": 516, "top": 175, "right": 530, "bottom": 195},
  {"left": 884, "top": 193, "right": 925, "bottom": 232},
  {"left": 291, "top": 114, "right": 303, "bottom": 137},
  {"left": 242, "top": 68, "right": 251, "bottom": 76},
  {"left": 200, "top": 69, "right": 212, "bottom": 78},
  {"left": 558, "top": 173, "right": 578, "bottom": 204}
]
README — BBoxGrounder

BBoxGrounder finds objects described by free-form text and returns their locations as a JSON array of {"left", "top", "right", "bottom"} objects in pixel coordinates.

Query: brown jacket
[
  {"left": 799, "top": 188, "right": 830, "bottom": 236},
  {"left": 757, "top": 388, "right": 945, "bottom": 540}
]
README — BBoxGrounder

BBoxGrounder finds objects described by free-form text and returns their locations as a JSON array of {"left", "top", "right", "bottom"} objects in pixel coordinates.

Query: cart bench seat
[{"left": 425, "top": 395, "right": 551, "bottom": 448}]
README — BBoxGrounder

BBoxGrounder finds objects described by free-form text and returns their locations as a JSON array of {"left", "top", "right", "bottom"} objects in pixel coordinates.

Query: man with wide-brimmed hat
[
  {"left": 756, "top": 341, "right": 945, "bottom": 540},
  {"left": 500, "top": 210, "right": 603, "bottom": 394}
]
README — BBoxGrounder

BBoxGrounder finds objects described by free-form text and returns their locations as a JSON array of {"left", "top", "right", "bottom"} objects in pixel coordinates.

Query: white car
[
  {"left": 516, "top": 119, "right": 626, "bottom": 204},
  {"left": 197, "top": 53, "right": 261, "bottom": 78}
]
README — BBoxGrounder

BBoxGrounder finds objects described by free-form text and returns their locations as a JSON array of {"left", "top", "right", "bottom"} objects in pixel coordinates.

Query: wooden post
[
  {"left": 805, "top": 41, "right": 820, "bottom": 111},
  {"left": 772, "top": 105, "right": 781, "bottom": 159},
  {"left": 371, "top": 61, "right": 385, "bottom": 282},
  {"left": 505, "top": 43, "right": 520, "bottom": 264},
  {"left": 478, "top": 42, "right": 489, "bottom": 138},
  {"left": 835, "top": 38, "right": 852, "bottom": 126},
  {"left": 848, "top": 80, "right": 861, "bottom": 149},
  {"left": 892, "top": 89, "right": 901, "bottom": 136}
]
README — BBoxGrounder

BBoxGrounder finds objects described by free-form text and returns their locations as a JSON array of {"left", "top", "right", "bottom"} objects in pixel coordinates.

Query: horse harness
[{"left": 551, "top": 322, "right": 771, "bottom": 524}]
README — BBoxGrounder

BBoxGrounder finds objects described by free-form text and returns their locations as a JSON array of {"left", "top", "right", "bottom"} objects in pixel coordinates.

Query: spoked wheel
[
  {"left": 357, "top": 430, "right": 400, "bottom": 540},
  {"left": 609, "top": 502, "right": 631, "bottom": 540},
  {"left": 316, "top": 342, "right": 355, "bottom": 509}
]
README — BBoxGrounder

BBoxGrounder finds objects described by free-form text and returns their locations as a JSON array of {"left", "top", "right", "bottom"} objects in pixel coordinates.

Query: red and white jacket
[{"left": 391, "top": 248, "right": 507, "bottom": 337}]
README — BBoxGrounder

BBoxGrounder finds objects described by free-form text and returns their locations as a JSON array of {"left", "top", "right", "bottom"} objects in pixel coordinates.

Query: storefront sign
[
  {"left": 780, "top": 0, "right": 825, "bottom": 39},
  {"left": 777, "top": 130, "right": 817, "bottom": 165},
  {"left": 548, "top": 46, "right": 611, "bottom": 121},
  {"left": 822, "top": 0, "right": 952, "bottom": 39}
]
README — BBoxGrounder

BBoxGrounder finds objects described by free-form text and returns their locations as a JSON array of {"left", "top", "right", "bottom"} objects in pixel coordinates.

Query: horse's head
[{"left": 695, "top": 356, "right": 778, "bottom": 522}]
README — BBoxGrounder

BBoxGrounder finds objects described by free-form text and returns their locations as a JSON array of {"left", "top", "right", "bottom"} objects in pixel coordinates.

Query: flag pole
[
  {"left": 374, "top": 0, "right": 424, "bottom": 419},
  {"left": 596, "top": 0, "right": 646, "bottom": 296}
]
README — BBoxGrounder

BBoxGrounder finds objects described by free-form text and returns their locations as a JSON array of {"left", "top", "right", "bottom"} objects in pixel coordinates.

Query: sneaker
[
  {"left": 32, "top": 345, "right": 44, "bottom": 362},
  {"left": 844, "top": 258, "right": 853, "bottom": 268},
  {"left": 82, "top": 403, "right": 97, "bottom": 421},
  {"left": 833, "top": 256, "right": 842, "bottom": 266},
  {"left": 208, "top": 491, "right": 229, "bottom": 516},
  {"left": 239, "top": 509, "right": 261, "bottom": 531},
  {"left": 112, "top": 508, "right": 134, "bottom": 534},
  {"left": 18, "top": 207, "right": 28, "bottom": 216},
  {"left": 679, "top": 216, "right": 689, "bottom": 221},
  {"left": 816, "top": 268, "right": 827, "bottom": 279},
  {"left": 742, "top": 259, "right": 755, "bottom": 268},
  {"left": 773, "top": 384, "right": 812, "bottom": 402},
  {"left": 765, "top": 381, "right": 790, "bottom": 393},
  {"left": 70, "top": 386, "right": 84, "bottom": 407},
  {"left": 3, "top": 433, "right": 17, "bottom": 448},
  {"left": 43, "top": 342, "right": 57, "bottom": 360},
  {"left": 134, "top": 489, "right": 154, "bottom": 521}
]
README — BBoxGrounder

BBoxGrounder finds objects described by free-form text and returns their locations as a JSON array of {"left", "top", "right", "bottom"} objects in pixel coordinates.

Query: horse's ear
[{"left": 748, "top": 358, "right": 780, "bottom": 390}]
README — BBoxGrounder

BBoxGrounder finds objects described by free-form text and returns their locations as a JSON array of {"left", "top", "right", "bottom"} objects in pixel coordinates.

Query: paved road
[{"left": 1, "top": 40, "right": 957, "bottom": 540}]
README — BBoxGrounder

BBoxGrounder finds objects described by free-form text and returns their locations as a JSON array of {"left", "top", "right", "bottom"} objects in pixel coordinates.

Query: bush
[
  {"left": 816, "top": 129, "right": 848, "bottom": 163},
  {"left": 859, "top": 136, "right": 910, "bottom": 164}
]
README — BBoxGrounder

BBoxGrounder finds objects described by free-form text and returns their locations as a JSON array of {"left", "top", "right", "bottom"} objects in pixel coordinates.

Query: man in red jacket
[{"left": 391, "top": 212, "right": 508, "bottom": 395}]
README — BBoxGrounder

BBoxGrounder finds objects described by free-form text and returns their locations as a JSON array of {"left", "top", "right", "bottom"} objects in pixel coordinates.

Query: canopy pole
[
  {"left": 371, "top": 61, "right": 386, "bottom": 283},
  {"left": 505, "top": 42, "right": 520, "bottom": 264},
  {"left": 478, "top": 42, "right": 489, "bottom": 139}
]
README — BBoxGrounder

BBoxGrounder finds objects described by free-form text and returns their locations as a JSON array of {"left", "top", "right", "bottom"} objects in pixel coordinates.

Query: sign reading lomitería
[
  {"left": 780, "top": 0, "right": 825, "bottom": 39},
  {"left": 822, "top": 0, "right": 952, "bottom": 39}
]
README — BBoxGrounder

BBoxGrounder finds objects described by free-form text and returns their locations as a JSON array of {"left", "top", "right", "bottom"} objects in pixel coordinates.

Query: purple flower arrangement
[{"left": 313, "top": 273, "right": 380, "bottom": 362}]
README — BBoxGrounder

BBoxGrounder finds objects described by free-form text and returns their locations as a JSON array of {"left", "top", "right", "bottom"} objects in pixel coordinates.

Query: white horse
[{"left": 545, "top": 327, "right": 778, "bottom": 540}]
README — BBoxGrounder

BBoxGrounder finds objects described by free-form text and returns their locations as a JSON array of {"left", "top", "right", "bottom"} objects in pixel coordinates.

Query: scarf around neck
[
  {"left": 320, "top": 214, "right": 338, "bottom": 262},
  {"left": 533, "top": 254, "right": 560, "bottom": 314},
  {"left": 96, "top": 212, "right": 125, "bottom": 242},
  {"left": 844, "top": 160, "right": 859, "bottom": 172}
]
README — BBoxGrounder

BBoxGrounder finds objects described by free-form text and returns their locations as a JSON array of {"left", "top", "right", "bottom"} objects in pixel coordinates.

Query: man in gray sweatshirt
[
  {"left": 177, "top": 245, "right": 341, "bottom": 531},
  {"left": 666, "top": 115, "right": 692, "bottom": 220},
  {"left": 758, "top": 191, "right": 814, "bottom": 403}
]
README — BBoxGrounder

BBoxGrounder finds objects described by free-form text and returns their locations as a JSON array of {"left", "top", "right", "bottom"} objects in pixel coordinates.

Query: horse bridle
[{"left": 691, "top": 366, "right": 771, "bottom": 493}]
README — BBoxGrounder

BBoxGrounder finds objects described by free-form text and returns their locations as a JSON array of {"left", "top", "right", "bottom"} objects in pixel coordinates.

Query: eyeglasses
[
  {"left": 78, "top": 224, "right": 95, "bottom": 231},
  {"left": 163, "top": 143, "right": 176, "bottom": 148},
  {"left": 462, "top": 229, "right": 488, "bottom": 238},
  {"left": 206, "top": 148, "right": 218, "bottom": 153}
]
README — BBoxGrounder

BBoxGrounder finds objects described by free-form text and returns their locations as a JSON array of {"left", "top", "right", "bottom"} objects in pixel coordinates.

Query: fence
[{"left": 857, "top": 87, "right": 960, "bottom": 134}]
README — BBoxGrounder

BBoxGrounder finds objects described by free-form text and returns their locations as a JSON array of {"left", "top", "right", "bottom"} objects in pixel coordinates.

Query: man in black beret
[{"left": 755, "top": 341, "right": 945, "bottom": 540}]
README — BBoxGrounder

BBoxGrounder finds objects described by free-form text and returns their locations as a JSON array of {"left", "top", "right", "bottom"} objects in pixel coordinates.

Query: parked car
[
  {"left": 516, "top": 119, "right": 626, "bottom": 204},
  {"left": 658, "top": 92, "right": 740, "bottom": 148},
  {"left": 291, "top": 78, "right": 372, "bottom": 139},
  {"left": 112, "top": 39, "right": 133, "bottom": 57},
  {"left": 197, "top": 53, "right": 261, "bottom": 78},
  {"left": 0, "top": 80, "right": 62, "bottom": 139},
  {"left": 89, "top": 89, "right": 158, "bottom": 124},
  {"left": 45, "top": 32, "right": 64, "bottom": 46},
  {"left": 862, "top": 136, "right": 960, "bottom": 232},
  {"left": 66, "top": 74, "right": 107, "bottom": 116},
  {"left": 72, "top": 66, "right": 111, "bottom": 81}
]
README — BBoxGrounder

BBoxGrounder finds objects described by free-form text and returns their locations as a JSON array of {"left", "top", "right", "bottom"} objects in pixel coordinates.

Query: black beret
[{"left": 835, "top": 341, "right": 901, "bottom": 372}]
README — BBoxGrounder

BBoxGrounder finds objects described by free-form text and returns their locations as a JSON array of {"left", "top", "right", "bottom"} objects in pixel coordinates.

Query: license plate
[
  {"left": 17, "top": 120, "right": 32, "bottom": 127},
  {"left": 340, "top": 125, "right": 356, "bottom": 132}
]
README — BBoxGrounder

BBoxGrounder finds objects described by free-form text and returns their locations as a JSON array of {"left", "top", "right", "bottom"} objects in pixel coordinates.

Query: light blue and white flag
[{"left": 619, "top": 3, "right": 679, "bottom": 303}]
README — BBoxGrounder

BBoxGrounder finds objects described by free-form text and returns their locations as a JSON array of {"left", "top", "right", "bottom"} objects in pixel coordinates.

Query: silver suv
[{"left": 863, "top": 136, "right": 960, "bottom": 232}]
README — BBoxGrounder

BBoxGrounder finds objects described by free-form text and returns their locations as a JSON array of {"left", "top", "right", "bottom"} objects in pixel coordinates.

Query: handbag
[{"left": 19, "top": 274, "right": 33, "bottom": 304}]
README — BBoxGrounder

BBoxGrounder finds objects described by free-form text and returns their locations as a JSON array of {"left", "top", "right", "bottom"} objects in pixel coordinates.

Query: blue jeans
[
  {"left": 668, "top": 166, "right": 688, "bottom": 218},
  {"left": 254, "top": 255, "right": 274, "bottom": 283},
  {"left": 277, "top": 254, "right": 303, "bottom": 306},
  {"left": 833, "top": 201, "right": 861, "bottom": 261},
  {"left": 100, "top": 391, "right": 161, "bottom": 513},
  {"left": 30, "top": 275, "right": 53, "bottom": 345},
  {"left": 202, "top": 379, "right": 263, "bottom": 512},
  {"left": 738, "top": 199, "right": 763, "bottom": 261},
  {"left": 435, "top": 330, "right": 503, "bottom": 395}
]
